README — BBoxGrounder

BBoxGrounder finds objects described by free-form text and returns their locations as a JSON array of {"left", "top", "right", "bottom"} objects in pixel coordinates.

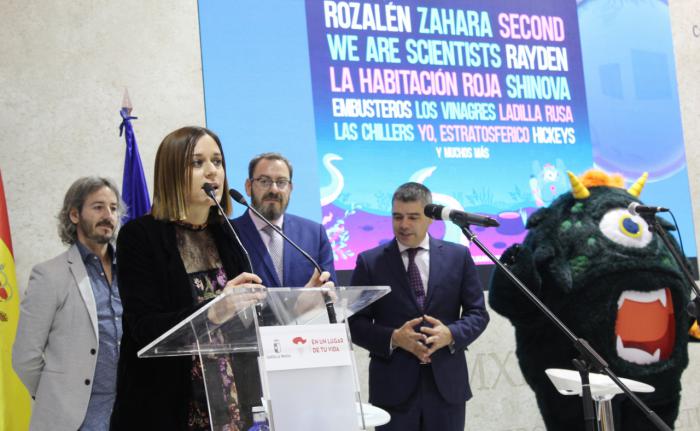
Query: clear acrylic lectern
[{"left": 138, "top": 286, "right": 390, "bottom": 431}]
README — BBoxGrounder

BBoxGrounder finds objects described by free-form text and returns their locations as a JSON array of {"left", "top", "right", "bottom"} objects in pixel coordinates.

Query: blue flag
[{"left": 120, "top": 107, "right": 151, "bottom": 223}]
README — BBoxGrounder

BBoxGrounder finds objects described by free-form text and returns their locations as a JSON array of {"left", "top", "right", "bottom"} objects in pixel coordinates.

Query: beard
[
  {"left": 79, "top": 218, "right": 115, "bottom": 244},
  {"left": 251, "top": 189, "right": 289, "bottom": 221}
]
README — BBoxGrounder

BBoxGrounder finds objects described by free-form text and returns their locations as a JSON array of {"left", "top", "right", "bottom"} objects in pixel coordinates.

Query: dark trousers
[{"left": 376, "top": 365, "right": 466, "bottom": 431}]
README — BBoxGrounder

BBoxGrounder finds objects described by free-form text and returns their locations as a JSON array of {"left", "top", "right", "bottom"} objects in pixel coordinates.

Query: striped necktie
[{"left": 264, "top": 224, "right": 284, "bottom": 284}]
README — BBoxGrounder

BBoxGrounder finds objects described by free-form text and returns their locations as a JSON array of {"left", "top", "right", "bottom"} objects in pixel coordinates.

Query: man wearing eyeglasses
[{"left": 232, "top": 152, "right": 336, "bottom": 288}]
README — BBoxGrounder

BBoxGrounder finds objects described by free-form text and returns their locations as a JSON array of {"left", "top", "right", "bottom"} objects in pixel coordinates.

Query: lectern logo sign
[{"left": 260, "top": 325, "right": 351, "bottom": 371}]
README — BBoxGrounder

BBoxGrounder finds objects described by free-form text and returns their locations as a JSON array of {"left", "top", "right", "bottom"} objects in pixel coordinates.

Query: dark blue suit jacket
[
  {"left": 348, "top": 236, "right": 489, "bottom": 407},
  {"left": 232, "top": 211, "right": 336, "bottom": 287}
]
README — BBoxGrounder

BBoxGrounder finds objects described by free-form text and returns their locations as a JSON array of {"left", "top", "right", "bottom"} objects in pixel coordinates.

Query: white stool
[
  {"left": 357, "top": 402, "right": 390, "bottom": 429},
  {"left": 545, "top": 368, "right": 654, "bottom": 431}
]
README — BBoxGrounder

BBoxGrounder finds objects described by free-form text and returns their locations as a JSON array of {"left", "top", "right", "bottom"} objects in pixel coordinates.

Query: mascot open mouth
[{"left": 615, "top": 288, "right": 675, "bottom": 365}]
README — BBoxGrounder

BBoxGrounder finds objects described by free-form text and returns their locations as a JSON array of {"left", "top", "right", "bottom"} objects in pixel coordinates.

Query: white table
[
  {"left": 545, "top": 368, "right": 654, "bottom": 430},
  {"left": 357, "top": 402, "right": 390, "bottom": 429}
]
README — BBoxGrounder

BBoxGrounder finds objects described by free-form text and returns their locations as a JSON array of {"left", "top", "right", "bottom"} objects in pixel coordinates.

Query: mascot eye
[{"left": 599, "top": 209, "right": 652, "bottom": 248}]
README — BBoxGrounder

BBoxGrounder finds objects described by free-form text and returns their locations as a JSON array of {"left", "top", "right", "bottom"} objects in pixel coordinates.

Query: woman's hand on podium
[
  {"left": 293, "top": 270, "right": 336, "bottom": 314},
  {"left": 304, "top": 269, "right": 334, "bottom": 288},
  {"left": 208, "top": 272, "right": 266, "bottom": 324},
  {"left": 305, "top": 269, "right": 337, "bottom": 303}
]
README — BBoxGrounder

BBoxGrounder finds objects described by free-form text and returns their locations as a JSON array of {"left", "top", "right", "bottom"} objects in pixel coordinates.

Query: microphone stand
[
  {"left": 638, "top": 212, "right": 700, "bottom": 320},
  {"left": 228, "top": 189, "right": 338, "bottom": 324},
  {"left": 460, "top": 223, "right": 672, "bottom": 431},
  {"left": 202, "top": 185, "right": 265, "bottom": 325}
]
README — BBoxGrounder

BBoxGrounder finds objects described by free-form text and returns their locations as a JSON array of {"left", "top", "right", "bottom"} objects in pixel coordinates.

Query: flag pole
[{"left": 120, "top": 89, "right": 151, "bottom": 223}]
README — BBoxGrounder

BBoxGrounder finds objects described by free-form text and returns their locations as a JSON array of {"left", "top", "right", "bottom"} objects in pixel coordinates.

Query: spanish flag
[{"left": 0, "top": 171, "right": 31, "bottom": 430}]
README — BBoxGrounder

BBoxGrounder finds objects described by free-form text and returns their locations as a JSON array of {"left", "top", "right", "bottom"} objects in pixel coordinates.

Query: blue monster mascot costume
[{"left": 489, "top": 170, "right": 691, "bottom": 430}]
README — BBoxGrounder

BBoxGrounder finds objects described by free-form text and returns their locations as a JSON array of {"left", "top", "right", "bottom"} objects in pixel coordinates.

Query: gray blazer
[{"left": 12, "top": 244, "right": 99, "bottom": 431}]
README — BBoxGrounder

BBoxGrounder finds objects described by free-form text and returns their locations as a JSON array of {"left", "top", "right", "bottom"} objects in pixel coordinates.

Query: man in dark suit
[
  {"left": 348, "top": 182, "right": 489, "bottom": 431},
  {"left": 232, "top": 153, "right": 336, "bottom": 287}
]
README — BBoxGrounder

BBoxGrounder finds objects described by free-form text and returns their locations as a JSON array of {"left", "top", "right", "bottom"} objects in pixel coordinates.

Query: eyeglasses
[{"left": 252, "top": 177, "right": 291, "bottom": 190}]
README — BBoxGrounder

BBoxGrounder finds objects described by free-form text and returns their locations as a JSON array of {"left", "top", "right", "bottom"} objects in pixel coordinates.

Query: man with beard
[
  {"left": 233, "top": 153, "right": 336, "bottom": 288},
  {"left": 13, "top": 177, "right": 123, "bottom": 431}
]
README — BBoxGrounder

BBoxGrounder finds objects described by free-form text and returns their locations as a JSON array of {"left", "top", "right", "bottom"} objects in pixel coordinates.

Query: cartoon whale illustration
[{"left": 320, "top": 153, "right": 344, "bottom": 207}]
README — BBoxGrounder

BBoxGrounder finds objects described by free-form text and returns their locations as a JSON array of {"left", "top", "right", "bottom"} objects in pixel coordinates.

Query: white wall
[
  {"left": 671, "top": 0, "right": 700, "bottom": 247},
  {"left": 1, "top": 1, "right": 698, "bottom": 429},
  {"left": 0, "top": 0, "right": 206, "bottom": 287}
]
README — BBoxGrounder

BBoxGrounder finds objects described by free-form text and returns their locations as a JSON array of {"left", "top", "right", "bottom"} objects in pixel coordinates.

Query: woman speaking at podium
[{"left": 110, "top": 126, "right": 265, "bottom": 431}]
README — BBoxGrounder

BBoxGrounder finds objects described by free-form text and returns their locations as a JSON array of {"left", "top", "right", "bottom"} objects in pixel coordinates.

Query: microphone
[
  {"left": 202, "top": 183, "right": 263, "bottom": 324},
  {"left": 229, "top": 190, "right": 323, "bottom": 275},
  {"left": 424, "top": 203, "right": 500, "bottom": 228},
  {"left": 229, "top": 188, "right": 338, "bottom": 324},
  {"left": 628, "top": 202, "right": 669, "bottom": 216}
]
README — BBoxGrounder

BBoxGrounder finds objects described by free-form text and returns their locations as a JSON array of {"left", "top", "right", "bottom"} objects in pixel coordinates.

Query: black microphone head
[
  {"left": 201, "top": 183, "right": 216, "bottom": 197},
  {"left": 423, "top": 203, "right": 444, "bottom": 219},
  {"left": 229, "top": 189, "right": 248, "bottom": 206},
  {"left": 484, "top": 217, "right": 500, "bottom": 228}
]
